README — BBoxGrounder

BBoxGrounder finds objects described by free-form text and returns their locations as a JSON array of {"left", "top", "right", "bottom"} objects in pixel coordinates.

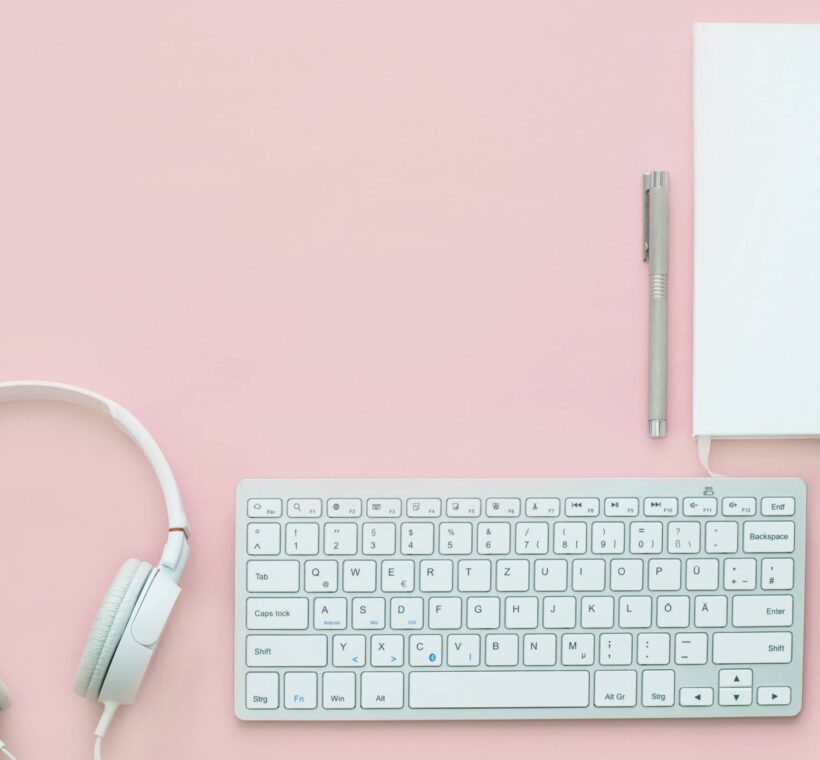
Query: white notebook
[{"left": 693, "top": 23, "right": 820, "bottom": 439}]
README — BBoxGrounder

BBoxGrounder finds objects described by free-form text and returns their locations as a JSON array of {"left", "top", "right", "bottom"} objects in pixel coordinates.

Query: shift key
[
  {"left": 713, "top": 632, "right": 791, "bottom": 664},
  {"left": 247, "top": 635, "right": 327, "bottom": 666}
]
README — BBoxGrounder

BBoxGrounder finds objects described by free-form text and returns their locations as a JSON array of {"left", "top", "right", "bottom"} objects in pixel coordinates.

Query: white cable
[
  {"left": 93, "top": 702, "right": 119, "bottom": 760},
  {"left": 697, "top": 435, "right": 726, "bottom": 478},
  {"left": 94, "top": 736, "right": 102, "bottom": 760},
  {"left": 0, "top": 744, "right": 18, "bottom": 760}
]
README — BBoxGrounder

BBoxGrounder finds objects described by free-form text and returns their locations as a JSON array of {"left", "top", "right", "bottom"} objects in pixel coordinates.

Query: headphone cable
[{"left": 0, "top": 742, "right": 18, "bottom": 760}]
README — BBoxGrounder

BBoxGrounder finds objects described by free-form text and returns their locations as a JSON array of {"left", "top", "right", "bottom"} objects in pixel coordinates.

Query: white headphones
[{"left": 0, "top": 381, "right": 190, "bottom": 760}]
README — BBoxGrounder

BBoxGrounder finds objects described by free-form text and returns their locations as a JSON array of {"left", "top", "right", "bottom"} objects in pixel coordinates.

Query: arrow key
[
  {"left": 757, "top": 686, "right": 791, "bottom": 706},
  {"left": 680, "top": 687, "right": 714, "bottom": 706},
  {"left": 719, "top": 687, "right": 752, "bottom": 706},
  {"left": 719, "top": 668, "right": 752, "bottom": 688}
]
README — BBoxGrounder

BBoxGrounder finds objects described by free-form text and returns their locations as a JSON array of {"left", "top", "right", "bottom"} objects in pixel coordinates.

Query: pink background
[{"left": 0, "top": 2, "right": 818, "bottom": 758}]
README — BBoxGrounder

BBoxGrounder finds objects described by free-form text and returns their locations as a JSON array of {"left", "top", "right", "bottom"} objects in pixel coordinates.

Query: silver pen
[{"left": 643, "top": 171, "right": 669, "bottom": 438}]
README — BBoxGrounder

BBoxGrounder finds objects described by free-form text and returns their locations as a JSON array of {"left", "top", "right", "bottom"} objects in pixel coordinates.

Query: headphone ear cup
[
  {"left": 74, "top": 559, "right": 152, "bottom": 700},
  {"left": 0, "top": 677, "right": 12, "bottom": 710}
]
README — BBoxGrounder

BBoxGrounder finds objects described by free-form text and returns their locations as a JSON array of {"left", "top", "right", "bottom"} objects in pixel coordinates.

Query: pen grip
[{"left": 648, "top": 274, "right": 668, "bottom": 426}]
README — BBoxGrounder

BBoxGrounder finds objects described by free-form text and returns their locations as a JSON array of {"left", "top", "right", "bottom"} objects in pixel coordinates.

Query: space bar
[{"left": 409, "top": 671, "right": 590, "bottom": 709}]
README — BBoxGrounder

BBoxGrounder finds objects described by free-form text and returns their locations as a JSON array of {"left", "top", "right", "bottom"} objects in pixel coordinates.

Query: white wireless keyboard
[{"left": 234, "top": 478, "right": 805, "bottom": 720}]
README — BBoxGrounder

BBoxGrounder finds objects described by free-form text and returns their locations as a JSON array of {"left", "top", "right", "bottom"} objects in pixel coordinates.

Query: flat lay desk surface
[{"left": 1, "top": 3, "right": 818, "bottom": 759}]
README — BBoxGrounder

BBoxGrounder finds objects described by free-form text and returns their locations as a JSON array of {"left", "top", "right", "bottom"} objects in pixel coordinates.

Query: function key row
[{"left": 248, "top": 497, "right": 796, "bottom": 520}]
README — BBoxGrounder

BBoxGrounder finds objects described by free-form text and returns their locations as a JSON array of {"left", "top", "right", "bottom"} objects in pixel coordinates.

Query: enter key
[{"left": 732, "top": 595, "right": 793, "bottom": 627}]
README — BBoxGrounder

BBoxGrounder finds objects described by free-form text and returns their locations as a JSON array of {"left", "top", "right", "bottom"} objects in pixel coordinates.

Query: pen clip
[{"left": 642, "top": 173, "right": 651, "bottom": 262}]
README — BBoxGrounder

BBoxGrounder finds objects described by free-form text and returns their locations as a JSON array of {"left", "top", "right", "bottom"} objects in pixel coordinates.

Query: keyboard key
[
  {"left": 680, "top": 687, "right": 713, "bottom": 706},
  {"left": 761, "top": 498, "right": 795, "bottom": 516},
  {"left": 719, "top": 687, "right": 752, "bottom": 706},
  {"left": 554, "top": 523, "right": 586, "bottom": 554},
  {"left": 410, "top": 635, "right": 443, "bottom": 666},
  {"left": 247, "top": 524, "right": 281, "bottom": 555},
  {"left": 595, "top": 670, "right": 637, "bottom": 707},
  {"left": 381, "top": 560, "right": 414, "bottom": 592},
  {"left": 247, "top": 635, "right": 327, "bottom": 667},
  {"left": 561, "top": 633, "right": 594, "bottom": 665},
  {"left": 314, "top": 597, "right": 346, "bottom": 629},
  {"left": 733, "top": 595, "right": 793, "bottom": 627},
  {"left": 761, "top": 558, "right": 794, "bottom": 590},
  {"left": 323, "top": 672, "right": 355, "bottom": 709},
  {"left": 477, "top": 523, "right": 511, "bottom": 554},
  {"left": 599, "top": 633, "right": 633, "bottom": 665},
  {"left": 247, "top": 498, "right": 282, "bottom": 518},
  {"left": 429, "top": 597, "right": 462, "bottom": 629},
  {"left": 401, "top": 523, "right": 435, "bottom": 554},
  {"left": 366, "top": 499, "right": 401, "bottom": 518},
  {"left": 370, "top": 634, "right": 404, "bottom": 666},
  {"left": 523, "top": 634, "right": 557, "bottom": 666},
  {"left": 407, "top": 498, "right": 441, "bottom": 517},
  {"left": 648, "top": 559, "right": 681, "bottom": 591},
  {"left": 439, "top": 523, "right": 473, "bottom": 554},
  {"left": 683, "top": 497, "right": 717, "bottom": 516},
  {"left": 327, "top": 498, "right": 362, "bottom": 517},
  {"left": 630, "top": 522, "right": 663, "bottom": 554},
  {"left": 723, "top": 558, "right": 755, "bottom": 590},
  {"left": 544, "top": 597, "right": 576, "bottom": 629},
  {"left": 526, "top": 498, "right": 560, "bottom": 517},
  {"left": 657, "top": 596, "right": 689, "bottom": 628},
  {"left": 757, "top": 686, "right": 791, "bottom": 706},
  {"left": 505, "top": 596, "right": 538, "bottom": 629},
  {"left": 619, "top": 596, "right": 651, "bottom": 628},
  {"left": 446, "top": 498, "right": 481, "bottom": 517},
  {"left": 610, "top": 559, "right": 643, "bottom": 591},
  {"left": 719, "top": 669, "right": 752, "bottom": 688},
  {"left": 642, "top": 670, "right": 674, "bottom": 707},
  {"left": 637, "top": 633, "right": 669, "bottom": 665},
  {"left": 667, "top": 522, "right": 700, "bottom": 554},
  {"left": 705, "top": 522, "right": 738, "bottom": 553},
  {"left": 674, "top": 633, "right": 707, "bottom": 664},
  {"left": 694, "top": 595, "right": 727, "bottom": 627},
  {"left": 743, "top": 521, "right": 794, "bottom": 553},
  {"left": 390, "top": 597, "right": 423, "bottom": 629},
  {"left": 713, "top": 632, "right": 792, "bottom": 663},
  {"left": 534, "top": 559, "right": 568, "bottom": 591},
  {"left": 324, "top": 523, "right": 357, "bottom": 555},
  {"left": 447, "top": 634, "right": 481, "bottom": 666},
  {"left": 361, "top": 672, "right": 404, "bottom": 708},
  {"left": 342, "top": 560, "right": 376, "bottom": 592},
  {"left": 466, "top": 597, "right": 500, "bottom": 629},
  {"left": 580, "top": 596, "right": 614, "bottom": 628},
  {"left": 285, "top": 523, "right": 319, "bottom": 555},
  {"left": 572, "top": 559, "right": 605, "bottom": 592},
  {"left": 604, "top": 498, "right": 638, "bottom": 517},
  {"left": 485, "top": 498, "right": 520, "bottom": 517},
  {"left": 246, "top": 672, "right": 279, "bottom": 709},
  {"left": 352, "top": 597, "right": 386, "bottom": 629},
  {"left": 284, "top": 672, "right": 317, "bottom": 709},
  {"left": 409, "top": 671, "right": 590, "bottom": 708},
  {"left": 287, "top": 499, "right": 321, "bottom": 518},
  {"left": 515, "top": 522, "right": 549, "bottom": 554},
  {"left": 722, "top": 498, "right": 755, "bottom": 516},
  {"left": 686, "top": 558, "right": 718, "bottom": 591},
  {"left": 644, "top": 498, "right": 678, "bottom": 517},
  {"left": 496, "top": 559, "right": 530, "bottom": 592},
  {"left": 333, "top": 635, "right": 365, "bottom": 666},
  {"left": 247, "top": 560, "right": 300, "bottom": 592},
  {"left": 362, "top": 523, "right": 396, "bottom": 555},
  {"left": 565, "top": 498, "right": 599, "bottom": 517},
  {"left": 591, "top": 522, "right": 624, "bottom": 554},
  {"left": 485, "top": 634, "right": 519, "bottom": 666},
  {"left": 458, "top": 560, "right": 491, "bottom": 592},
  {"left": 247, "top": 598, "right": 308, "bottom": 630},
  {"left": 419, "top": 560, "right": 453, "bottom": 592}
]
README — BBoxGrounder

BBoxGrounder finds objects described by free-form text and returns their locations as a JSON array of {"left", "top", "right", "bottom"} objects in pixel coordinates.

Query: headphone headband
[{"left": 0, "top": 381, "right": 189, "bottom": 576}]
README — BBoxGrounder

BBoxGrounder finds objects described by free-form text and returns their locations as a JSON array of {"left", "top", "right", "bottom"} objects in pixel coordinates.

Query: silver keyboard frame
[{"left": 235, "top": 478, "right": 806, "bottom": 721}]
